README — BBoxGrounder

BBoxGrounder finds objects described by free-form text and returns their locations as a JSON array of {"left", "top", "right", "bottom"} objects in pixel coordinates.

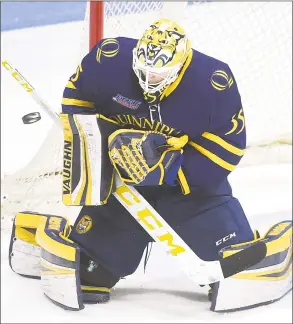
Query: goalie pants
[{"left": 70, "top": 178, "right": 254, "bottom": 280}]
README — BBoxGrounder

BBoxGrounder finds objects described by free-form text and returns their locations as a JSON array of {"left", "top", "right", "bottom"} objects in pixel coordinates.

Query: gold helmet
[{"left": 133, "top": 18, "right": 192, "bottom": 94}]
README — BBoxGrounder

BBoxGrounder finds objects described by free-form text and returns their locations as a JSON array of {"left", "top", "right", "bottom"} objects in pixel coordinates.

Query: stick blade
[{"left": 220, "top": 241, "right": 267, "bottom": 279}]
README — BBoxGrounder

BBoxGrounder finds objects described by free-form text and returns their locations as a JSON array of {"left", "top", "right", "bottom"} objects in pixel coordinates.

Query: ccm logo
[
  {"left": 216, "top": 232, "right": 236, "bottom": 246},
  {"left": 115, "top": 184, "right": 186, "bottom": 256}
]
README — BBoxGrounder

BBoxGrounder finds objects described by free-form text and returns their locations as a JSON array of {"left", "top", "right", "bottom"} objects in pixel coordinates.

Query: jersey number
[
  {"left": 225, "top": 109, "right": 245, "bottom": 135},
  {"left": 70, "top": 64, "right": 83, "bottom": 83}
]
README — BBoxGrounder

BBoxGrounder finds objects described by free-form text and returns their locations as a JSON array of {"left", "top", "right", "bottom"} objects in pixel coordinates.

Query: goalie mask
[{"left": 133, "top": 18, "right": 191, "bottom": 96}]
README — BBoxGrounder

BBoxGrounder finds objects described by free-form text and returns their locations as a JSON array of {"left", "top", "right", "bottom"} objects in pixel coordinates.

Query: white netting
[{"left": 1, "top": 1, "right": 292, "bottom": 232}]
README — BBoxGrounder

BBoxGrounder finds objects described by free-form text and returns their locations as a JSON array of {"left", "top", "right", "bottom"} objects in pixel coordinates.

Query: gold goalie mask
[{"left": 132, "top": 18, "right": 192, "bottom": 95}]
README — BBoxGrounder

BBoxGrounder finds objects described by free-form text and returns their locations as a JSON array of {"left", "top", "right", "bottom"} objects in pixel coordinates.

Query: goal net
[{"left": 1, "top": 1, "right": 292, "bottom": 232}]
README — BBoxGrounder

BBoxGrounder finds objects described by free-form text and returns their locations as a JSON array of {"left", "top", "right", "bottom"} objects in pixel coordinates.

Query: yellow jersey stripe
[
  {"left": 202, "top": 132, "right": 245, "bottom": 156},
  {"left": 62, "top": 98, "right": 94, "bottom": 108},
  {"left": 189, "top": 141, "right": 236, "bottom": 171}
]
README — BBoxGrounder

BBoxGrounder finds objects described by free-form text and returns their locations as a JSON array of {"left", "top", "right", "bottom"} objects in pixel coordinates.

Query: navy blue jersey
[{"left": 62, "top": 37, "right": 246, "bottom": 188}]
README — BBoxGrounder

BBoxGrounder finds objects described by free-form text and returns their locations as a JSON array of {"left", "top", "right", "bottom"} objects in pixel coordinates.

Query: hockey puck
[{"left": 22, "top": 112, "right": 41, "bottom": 124}]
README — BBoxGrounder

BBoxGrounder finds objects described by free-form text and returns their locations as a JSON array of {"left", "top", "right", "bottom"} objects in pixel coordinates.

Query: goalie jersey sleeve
[
  {"left": 61, "top": 41, "right": 107, "bottom": 115},
  {"left": 61, "top": 37, "right": 138, "bottom": 115},
  {"left": 62, "top": 59, "right": 96, "bottom": 114},
  {"left": 182, "top": 64, "right": 246, "bottom": 187}
]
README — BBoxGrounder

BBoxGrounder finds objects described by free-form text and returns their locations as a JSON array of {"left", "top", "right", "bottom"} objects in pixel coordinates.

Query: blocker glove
[{"left": 108, "top": 129, "right": 189, "bottom": 188}]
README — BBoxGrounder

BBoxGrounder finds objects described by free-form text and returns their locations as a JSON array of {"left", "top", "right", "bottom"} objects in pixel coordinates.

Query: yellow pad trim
[
  {"left": 15, "top": 212, "right": 44, "bottom": 228},
  {"left": 15, "top": 227, "right": 39, "bottom": 246},
  {"left": 60, "top": 114, "right": 74, "bottom": 205},
  {"left": 101, "top": 170, "right": 115, "bottom": 205},
  {"left": 223, "top": 222, "right": 292, "bottom": 281},
  {"left": 224, "top": 222, "right": 292, "bottom": 257},
  {"left": 233, "top": 260, "right": 292, "bottom": 281},
  {"left": 41, "top": 261, "right": 75, "bottom": 275},
  {"left": 36, "top": 217, "right": 76, "bottom": 262},
  {"left": 81, "top": 286, "right": 110, "bottom": 293},
  {"left": 73, "top": 116, "right": 90, "bottom": 205}
]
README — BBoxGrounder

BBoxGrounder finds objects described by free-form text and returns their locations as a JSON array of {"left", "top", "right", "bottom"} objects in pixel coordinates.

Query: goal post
[{"left": 89, "top": 1, "right": 104, "bottom": 51}]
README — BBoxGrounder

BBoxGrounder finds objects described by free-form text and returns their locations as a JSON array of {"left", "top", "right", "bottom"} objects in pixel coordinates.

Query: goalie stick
[
  {"left": 2, "top": 59, "right": 267, "bottom": 285},
  {"left": 1, "top": 60, "right": 59, "bottom": 124}
]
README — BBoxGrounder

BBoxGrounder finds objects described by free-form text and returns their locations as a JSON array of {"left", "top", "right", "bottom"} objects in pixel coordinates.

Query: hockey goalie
[{"left": 9, "top": 18, "right": 292, "bottom": 312}]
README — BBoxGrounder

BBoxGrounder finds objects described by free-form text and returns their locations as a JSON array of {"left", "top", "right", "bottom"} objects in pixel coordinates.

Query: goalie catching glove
[{"left": 108, "top": 129, "right": 190, "bottom": 193}]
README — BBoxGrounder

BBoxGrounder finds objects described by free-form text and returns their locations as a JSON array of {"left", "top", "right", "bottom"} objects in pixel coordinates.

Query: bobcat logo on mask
[{"left": 132, "top": 18, "right": 191, "bottom": 95}]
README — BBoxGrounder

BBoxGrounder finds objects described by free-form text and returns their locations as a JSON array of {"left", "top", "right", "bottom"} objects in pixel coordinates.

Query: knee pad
[{"left": 177, "top": 197, "right": 254, "bottom": 261}]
